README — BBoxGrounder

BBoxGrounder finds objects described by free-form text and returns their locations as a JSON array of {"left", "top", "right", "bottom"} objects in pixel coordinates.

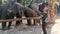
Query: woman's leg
[{"left": 42, "top": 21, "right": 47, "bottom": 34}]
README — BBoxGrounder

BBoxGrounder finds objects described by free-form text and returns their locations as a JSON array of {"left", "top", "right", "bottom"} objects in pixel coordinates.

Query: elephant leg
[
  {"left": 33, "top": 19, "right": 36, "bottom": 25},
  {"left": 33, "top": 19, "right": 41, "bottom": 26},
  {"left": 8, "top": 22, "right": 12, "bottom": 29},
  {"left": 37, "top": 19, "right": 41, "bottom": 25},
  {"left": 7, "top": 16, "right": 14, "bottom": 29},
  {"left": 15, "top": 20, "right": 22, "bottom": 28},
  {"left": 27, "top": 19, "right": 32, "bottom": 26},
  {"left": 15, "top": 13, "right": 22, "bottom": 27},
  {"left": 42, "top": 22, "right": 47, "bottom": 34},
  {"left": 2, "top": 22, "right": 6, "bottom": 30}
]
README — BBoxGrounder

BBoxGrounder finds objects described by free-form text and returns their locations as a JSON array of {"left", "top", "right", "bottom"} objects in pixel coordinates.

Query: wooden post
[{"left": 48, "top": 0, "right": 55, "bottom": 24}]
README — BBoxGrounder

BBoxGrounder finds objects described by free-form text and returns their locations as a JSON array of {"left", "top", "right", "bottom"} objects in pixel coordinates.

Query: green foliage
[
  {"left": 2, "top": 0, "right": 8, "bottom": 4},
  {"left": 2, "top": 0, "right": 17, "bottom": 5},
  {"left": 23, "top": 0, "right": 35, "bottom": 6}
]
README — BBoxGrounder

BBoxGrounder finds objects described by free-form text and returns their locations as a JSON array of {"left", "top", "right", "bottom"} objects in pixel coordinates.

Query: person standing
[{"left": 39, "top": 2, "right": 49, "bottom": 34}]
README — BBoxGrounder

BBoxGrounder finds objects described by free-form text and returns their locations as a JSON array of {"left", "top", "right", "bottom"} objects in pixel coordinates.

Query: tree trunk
[{"left": 48, "top": 0, "right": 55, "bottom": 24}]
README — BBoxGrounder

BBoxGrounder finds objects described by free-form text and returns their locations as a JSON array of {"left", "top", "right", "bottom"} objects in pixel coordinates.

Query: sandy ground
[
  {"left": 51, "top": 19, "right": 60, "bottom": 34},
  {"left": 51, "top": 14, "right": 60, "bottom": 34}
]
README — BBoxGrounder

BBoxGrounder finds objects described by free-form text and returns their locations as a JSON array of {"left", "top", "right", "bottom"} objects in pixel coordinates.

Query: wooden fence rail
[{"left": 0, "top": 17, "right": 40, "bottom": 23}]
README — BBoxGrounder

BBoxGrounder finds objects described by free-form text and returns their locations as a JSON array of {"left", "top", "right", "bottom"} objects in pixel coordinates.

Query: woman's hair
[{"left": 39, "top": 2, "right": 49, "bottom": 12}]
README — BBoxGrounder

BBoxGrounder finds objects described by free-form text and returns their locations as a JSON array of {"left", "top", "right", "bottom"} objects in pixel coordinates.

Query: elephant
[
  {"left": 22, "top": 7, "right": 38, "bottom": 26},
  {"left": 0, "top": 1, "right": 23, "bottom": 30},
  {"left": 0, "top": 1, "right": 40, "bottom": 30},
  {"left": 27, "top": 3, "right": 41, "bottom": 25},
  {"left": 11, "top": 2, "right": 39, "bottom": 26},
  {"left": 8, "top": 2, "right": 39, "bottom": 26},
  {"left": 12, "top": 2, "right": 39, "bottom": 26},
  {"left": 6, "top": 2, "right": 23, "bottom": 29}
]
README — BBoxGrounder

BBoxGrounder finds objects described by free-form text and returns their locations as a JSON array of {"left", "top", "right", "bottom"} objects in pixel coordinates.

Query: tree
[{"left": 48, "top": 0, "right": 55, "bottom": 24}]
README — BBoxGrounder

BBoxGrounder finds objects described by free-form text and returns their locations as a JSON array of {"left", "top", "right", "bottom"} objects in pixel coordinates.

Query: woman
[{"left": 39, "top": 2, "right": 49, "bottom": 34}]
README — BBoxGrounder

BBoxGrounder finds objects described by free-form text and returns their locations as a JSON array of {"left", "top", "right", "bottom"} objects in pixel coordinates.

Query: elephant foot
[
  {"left": 7, "top": 27, "right": 11, "bottom": 30},
  {"left": 32, "top": 22, "right": 37, "bottom": 26},
  {"left": 7, "top": 22, "right": 12, "bottom": 30},
  {"left": 33, "top": 24, "right": 36, "bottom": 26},
  {"left": 27, "top": 22, "right": 32, "bottom": 26},
  {"left": 27, "top": 24, "right": 32, "bottom": 26},
  {"left": 27, "top": 20, "right": 32, "bottom": 26},
  {"left": 15, "top": 21, "right": 22, "bottom": 27},
  {"left": 15, "top": 23, "right": 23, "bottom": 28},
  {"left": 15, "top": 25, "right": 19, "bottom": 28},
  {"left": 15, "top": 22, "right": 23, "bottom": 28}
]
